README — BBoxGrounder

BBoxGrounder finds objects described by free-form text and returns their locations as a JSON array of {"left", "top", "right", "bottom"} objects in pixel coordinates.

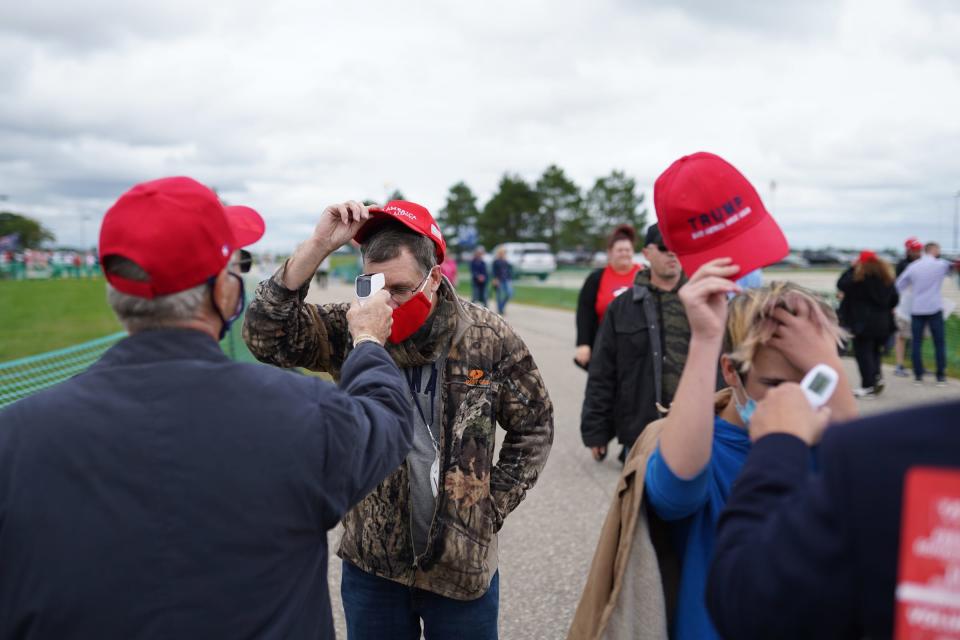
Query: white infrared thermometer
[
  {"left": 800, "top": 364, "right": 839, "bottom": 408},
  {"left": 355, "top": 273, "right": 385, "bottom": 304}
]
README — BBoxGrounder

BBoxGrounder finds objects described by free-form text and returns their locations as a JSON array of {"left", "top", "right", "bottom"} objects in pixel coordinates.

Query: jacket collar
[
  {"left": 632, "top": 269, "right": 687, "bottom": 302},
  {"left": 95, "top": 328, "right": 228, "bottom": 369}
]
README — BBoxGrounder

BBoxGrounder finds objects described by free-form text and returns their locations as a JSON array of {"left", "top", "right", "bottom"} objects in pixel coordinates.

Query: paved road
[{"left": 299, "top": 278, "right": 960, "bottom": 639}]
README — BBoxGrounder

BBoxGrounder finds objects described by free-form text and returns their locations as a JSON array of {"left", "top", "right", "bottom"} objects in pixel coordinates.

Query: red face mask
[{"left": 389, "top": 274, "right": 434, "bottom": 344}]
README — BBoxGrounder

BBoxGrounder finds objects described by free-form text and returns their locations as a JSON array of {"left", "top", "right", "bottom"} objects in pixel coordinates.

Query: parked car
[{"left": 492, "top": 242, "right": 557, "bottom": 280}]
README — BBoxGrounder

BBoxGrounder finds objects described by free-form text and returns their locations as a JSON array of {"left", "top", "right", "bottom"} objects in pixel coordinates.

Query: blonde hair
[{"left": 722, "top": 281, "right": 846, "bottom": 374}]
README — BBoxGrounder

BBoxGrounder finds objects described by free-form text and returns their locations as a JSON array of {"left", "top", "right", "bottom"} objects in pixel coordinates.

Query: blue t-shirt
[{"left": 644, "top": 416, "right": 751, "bottom": 640}]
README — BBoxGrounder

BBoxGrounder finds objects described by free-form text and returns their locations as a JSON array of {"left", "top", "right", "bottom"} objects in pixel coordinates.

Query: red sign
[{"left": 896, "top": 467, "right": 960, "bottom": 639}]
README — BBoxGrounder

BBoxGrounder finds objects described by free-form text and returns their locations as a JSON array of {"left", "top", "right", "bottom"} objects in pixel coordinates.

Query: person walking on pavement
[
  {"left": 0, "top": 177, "right": 414, "bottom": 639},
  {"left": 243, "top": 199, "right": 554, "bottom": 640},
  {"left": 491, "top": 246, "right": 514, "bottom": 315},
  {"left": 893, "top": 237, "right": 924, "bottom": 376},
  {"left": 574, "top": 224, "right": 641, "bottom": 369},
  {"left": 470, "top": 247, "right": 489, "bottom": 307},
  {"left": 836, "top": 251, "right": 899, "bottom": 396},
  {"left": 580, "top": 223, "right": 686, "bottom": 464},
  {"left": 896, "top": 241, "right": 956, "bottom": 385}
]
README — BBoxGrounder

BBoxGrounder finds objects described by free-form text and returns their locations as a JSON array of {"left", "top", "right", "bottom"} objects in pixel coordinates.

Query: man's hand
[
  {"left": 313, "top": 201, "right": 371, "bottom": 255},
  {"left": 347, "top": 290, "right": 393, "bottom": 345},
  {"left": 749, "top": 383, "right": 831, "bottom": 446},
  {"left": 767, "top": 297, "right": 840, "bottom": 373},
  {"left": 574, "top": 345, "right": 591, "bottom": 367},
  {"left": 678, "top": 258, "right": 741, "bottom": 341},
  {"left": 590, "top": 445, "right": 607, "bottom": 461},
  {"left": 282, "top": 201, "right": 372, "bottom": 290}
]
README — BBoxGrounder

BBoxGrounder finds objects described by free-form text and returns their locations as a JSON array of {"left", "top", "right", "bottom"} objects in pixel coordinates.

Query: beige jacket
[{"left": 567, "top": 389, "right": 734, "bottom": 640}]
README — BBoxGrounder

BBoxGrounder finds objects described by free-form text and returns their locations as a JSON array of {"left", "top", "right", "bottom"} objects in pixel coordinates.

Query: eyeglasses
[
  {"left": 384, "top": 270, "right": 432, "bottom": 301},
  {"left": 237, "top": 249, "right": 253, "bottom": 273}
]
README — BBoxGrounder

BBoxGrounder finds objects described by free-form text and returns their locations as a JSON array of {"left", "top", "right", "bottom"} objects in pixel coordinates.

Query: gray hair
[
  {"left": 361, "top": 221, "right": 437, "bottom": 275},
  {"left": 103, "top": 256, "right": 208, "bottom": 332}
]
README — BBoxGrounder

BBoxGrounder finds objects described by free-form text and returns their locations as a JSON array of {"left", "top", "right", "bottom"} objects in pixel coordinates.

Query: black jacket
[
  {"left": 0, "top": 329, "right": 413, "bottom": 639},
  {"left": 707, "top": 400, "right": 960, "bottom": 639},
  {"left": 575, "top": 268, "right": 604, "bottom": 347},
  {"left": 837, "top": 268, "right": 899, "bottom": 338},
  {"left": 580, "top": 272, "right": 690, "bottom": 449}
]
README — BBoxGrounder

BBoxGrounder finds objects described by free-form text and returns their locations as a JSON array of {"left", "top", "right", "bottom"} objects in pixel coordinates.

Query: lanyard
[{"left": 406, "top": 363, "right": 440, "bottom": 453}]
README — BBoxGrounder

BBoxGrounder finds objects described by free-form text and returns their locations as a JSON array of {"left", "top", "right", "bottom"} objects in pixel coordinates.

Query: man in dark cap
[{"left": 580, "top": 223, "right": 690, "bottom": 463}]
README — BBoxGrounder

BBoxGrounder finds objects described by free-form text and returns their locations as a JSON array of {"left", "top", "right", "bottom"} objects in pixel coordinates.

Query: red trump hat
[
  {"left": 654, "top": 152, "right": 788, "bottom": 278},
  {"left": 354, "top": 200, "right": 446, "bottom": 263},
  {"left": 99, "top": 176, "right": 265, "bottom": 299}
]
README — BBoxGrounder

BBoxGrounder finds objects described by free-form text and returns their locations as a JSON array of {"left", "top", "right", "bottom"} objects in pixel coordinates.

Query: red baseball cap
[
  {"left": 905, "top": 237, "right": 923, "bottom": 251},
  {"left": 654, "top": 152, "right": 788, "bottom": 278},
  {"left": 354, "top": 200, "right": 446, "bottom": 263},
  {"left": 99, "top": 176, "right": 265, "bottom": 298},
  {"left": 859, "top": 250, "right": 878, "bottom": 263}
]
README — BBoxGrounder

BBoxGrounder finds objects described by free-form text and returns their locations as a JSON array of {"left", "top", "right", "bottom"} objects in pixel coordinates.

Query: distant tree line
[{"left": 375, "top": 166, "right": 648, "bottom": 253}]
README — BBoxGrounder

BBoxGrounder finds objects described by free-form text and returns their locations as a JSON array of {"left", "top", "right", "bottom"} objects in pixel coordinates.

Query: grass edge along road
[{"left": 3, "top": 277, "right": 959, "bottom": 378}]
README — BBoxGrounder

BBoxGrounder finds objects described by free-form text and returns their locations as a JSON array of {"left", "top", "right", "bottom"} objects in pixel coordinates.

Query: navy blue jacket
[
  {"left": 0, "top": 328, "right": 413, "bottom": 639},
  {"left": 707, "top": 401, "right": 960, "bottom": 639},
  {"left": 470, "top": 257, "right": 488, "bottom": 284}
]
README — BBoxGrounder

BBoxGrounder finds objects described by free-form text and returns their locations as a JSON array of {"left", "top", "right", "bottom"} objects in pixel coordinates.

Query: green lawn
[
  {"left": 454, "top": 281, "right": 578, "bottom": 310},
  {"left": 0, "top": 278, "right": 122, "bottom": 361}
]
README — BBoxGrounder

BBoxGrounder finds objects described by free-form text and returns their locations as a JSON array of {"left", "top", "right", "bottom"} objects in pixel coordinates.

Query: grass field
[
  {"left": 1, "top": 278, "right": 122, "bottom": 361},
  {"left": 454, "top": 281, "right": 578, "bottom": 310},
  {"left": 4, "top": 276, "right": 959, "bottom": 378}
]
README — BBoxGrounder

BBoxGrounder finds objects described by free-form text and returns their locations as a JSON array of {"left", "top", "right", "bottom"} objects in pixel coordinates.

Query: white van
[{"left": 492, "top": 242, "right": 557, "bottom": 281}]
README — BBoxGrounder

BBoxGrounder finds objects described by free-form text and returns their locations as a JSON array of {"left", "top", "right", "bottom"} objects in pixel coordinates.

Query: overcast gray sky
[{"left": 2, "top": 0, "right": 958, "bottom": 252}]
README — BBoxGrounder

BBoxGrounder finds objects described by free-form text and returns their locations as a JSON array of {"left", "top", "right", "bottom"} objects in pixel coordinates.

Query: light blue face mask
[{"left": 733, "top": 372, "right": 757, "bottom": 426}]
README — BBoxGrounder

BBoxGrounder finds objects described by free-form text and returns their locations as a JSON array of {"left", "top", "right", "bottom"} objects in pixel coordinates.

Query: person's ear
[
  {"left": 429, "top": 265, "right": 442, "bottom": 292},
  {"left": 720, "top": 354, "right": 740, "bottom": 388}
]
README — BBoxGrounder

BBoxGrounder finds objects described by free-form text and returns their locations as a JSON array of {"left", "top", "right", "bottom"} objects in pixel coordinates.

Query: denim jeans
[
  {"left": 472, "top": 280, "right": 488, "bottom": 307},
  {"left": 911, "top": 311, "right": 946, "bottom": 380},
  {"left": 341, "top": 561, "right": 500, "bottom": 640},
  {"left": 494, "top": 280, "right": 513, "bottom": 314}
]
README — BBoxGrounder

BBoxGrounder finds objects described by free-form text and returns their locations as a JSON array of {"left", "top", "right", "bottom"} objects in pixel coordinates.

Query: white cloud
[{"left": 0, "top": 0, "right": 958, "bottom": 253}]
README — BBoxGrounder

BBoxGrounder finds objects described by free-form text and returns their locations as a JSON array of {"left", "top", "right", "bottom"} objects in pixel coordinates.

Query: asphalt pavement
[{"left": 301, "top": 278, "right": 960, "bottom": 639}]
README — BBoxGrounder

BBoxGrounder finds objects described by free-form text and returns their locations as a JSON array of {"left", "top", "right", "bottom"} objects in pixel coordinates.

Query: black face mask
[{"left": 209, "top": 272, "right": 246, "bottom": 340}]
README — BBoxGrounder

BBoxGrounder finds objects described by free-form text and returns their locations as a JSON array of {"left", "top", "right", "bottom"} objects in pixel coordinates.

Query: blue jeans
[
  {"left": 911, "top": 312, "right": 946, "bottom": 380},
  {"left": 341, "top": 561, "right": 499, "bottom": 640},
  {"left": 472, "top": 280, "right": 488, "bottom": 307},
  {"left": 494, "top": 280, "right": 513, "bottom": 314}
]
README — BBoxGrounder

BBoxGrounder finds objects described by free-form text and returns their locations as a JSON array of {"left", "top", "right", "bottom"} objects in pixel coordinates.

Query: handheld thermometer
[
  {"left": 355, "top": 273, "right": 385, "bottom": 304},
  {"left": 800, "top": 364, "right": 839, "bottom": 408}
]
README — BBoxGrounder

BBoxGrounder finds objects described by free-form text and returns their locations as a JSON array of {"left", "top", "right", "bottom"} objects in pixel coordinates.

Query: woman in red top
[{"left": 575, "top": 224, "right": 643, "bottom": 368}]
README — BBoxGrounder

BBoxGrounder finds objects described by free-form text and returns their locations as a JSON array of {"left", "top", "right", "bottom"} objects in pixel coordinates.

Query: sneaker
[
  {"left": 894, "top": 366, "right": 909, "bottom": 378},
  {"left": 937, "top": 378, "right": 948, "bottom": 387},
  {"left": 853, "top": 387, "right": 876, "bottom": 398},
  {"left": 874, "top": 379, "right": 885, "bottom": 395},
  {"left": 913, "top": 379, "right": 924, "bottom": 386}
]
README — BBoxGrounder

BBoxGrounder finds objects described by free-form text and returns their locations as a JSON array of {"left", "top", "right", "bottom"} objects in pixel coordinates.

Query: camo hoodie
[{"left": 242, "top": 266, "right": 554, "bottom": 600}]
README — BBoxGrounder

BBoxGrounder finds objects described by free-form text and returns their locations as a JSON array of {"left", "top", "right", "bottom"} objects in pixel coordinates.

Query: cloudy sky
[{"left": 2, "top": 0, "right": 958, "bottom": 252}]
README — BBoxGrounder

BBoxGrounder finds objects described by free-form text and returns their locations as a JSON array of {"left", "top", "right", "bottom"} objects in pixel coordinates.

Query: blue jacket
[
  {"left": 707, "top": 401, "right": 960, "bottom": 639},
  {"left": 0, "top": 328, "right": 413, "bottom": 639},
  {"left": 470, "top": 257, "right": 488, "bottom": 283},
  {"left": 645, "top": 416, "right": 751, "bottom": 639}
]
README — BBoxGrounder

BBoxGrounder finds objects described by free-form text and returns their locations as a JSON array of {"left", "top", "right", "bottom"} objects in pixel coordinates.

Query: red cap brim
[
  {"left": 225, "top": 205, "right": 265, "bottom": 248},
  {"left": 675, "top": 212, "right": 789, "bottom": 279}
]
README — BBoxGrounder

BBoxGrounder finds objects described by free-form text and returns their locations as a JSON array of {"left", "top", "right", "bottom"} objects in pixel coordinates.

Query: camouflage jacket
[{"left": 242, "top": 266, "right": 554, "bottom": 600}]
